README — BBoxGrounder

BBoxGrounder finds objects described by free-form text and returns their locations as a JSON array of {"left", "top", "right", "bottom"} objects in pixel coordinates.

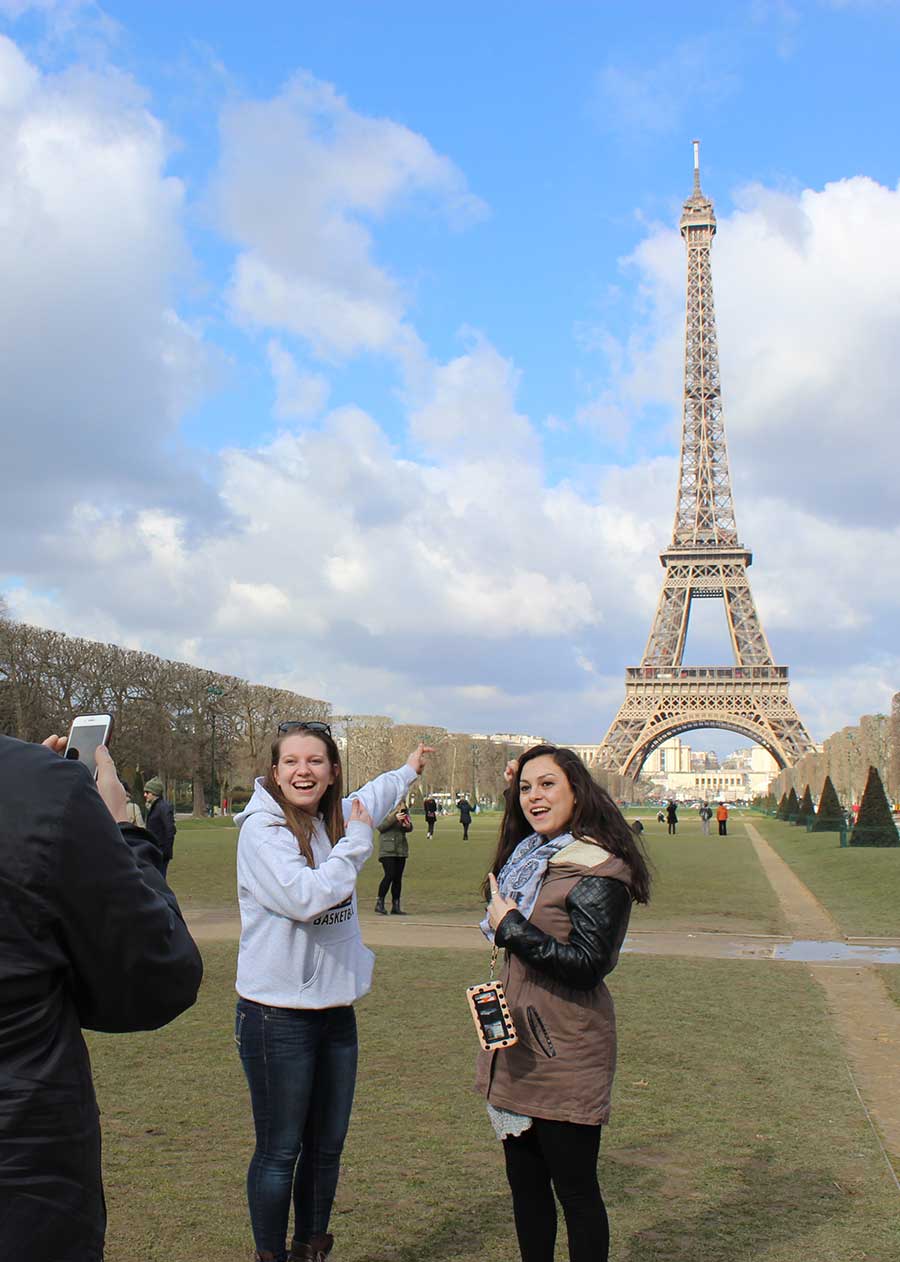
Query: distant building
[
  {"left": 567, "top": 744, "right": 602, "bottom": 766},
  {"left": 486, "top": 732, "right": 548, "bottom": 748},
  {"left": 643, "top": 736, "right": 778, "bottom": 802}
]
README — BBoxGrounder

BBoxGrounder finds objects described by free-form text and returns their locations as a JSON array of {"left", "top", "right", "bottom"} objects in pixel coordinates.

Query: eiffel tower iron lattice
[{"left": 595, "top": 143, "right": 815, "bottom": 778}]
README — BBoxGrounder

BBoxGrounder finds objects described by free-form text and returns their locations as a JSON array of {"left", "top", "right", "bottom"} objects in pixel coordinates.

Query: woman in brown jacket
[{"left": 478, "top": 744, "right": 651, "bottom": 1262}]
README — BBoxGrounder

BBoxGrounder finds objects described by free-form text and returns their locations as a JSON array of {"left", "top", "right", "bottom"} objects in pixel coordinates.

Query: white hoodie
[{"left": 234, "top": 763, "right": 417, "bottom": 1009}]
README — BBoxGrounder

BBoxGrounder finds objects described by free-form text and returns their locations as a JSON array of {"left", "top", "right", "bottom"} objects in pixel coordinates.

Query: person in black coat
[
  {"left": 458, "top": 795, "right": 473, "bottom": 840},
  {"left": 423, "top": 795, "right": 438, "bottom": 838},
  {"left": 0, "top": 733, "right": 203, "bottom": 1262},
  {"left": 666, "top": 800, "right": 678, "bottom": 835},
  {"left": 143, "top": 775, "right": 176, "bottom": 876}
]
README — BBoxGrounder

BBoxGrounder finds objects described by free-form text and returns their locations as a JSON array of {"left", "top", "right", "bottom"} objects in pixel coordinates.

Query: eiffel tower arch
[{"left": 596, "top": 143, "right": 815, "bottom": 781}]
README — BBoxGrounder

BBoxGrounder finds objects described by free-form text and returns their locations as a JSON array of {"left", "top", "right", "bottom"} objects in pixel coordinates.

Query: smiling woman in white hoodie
[{"left": 234, "top": 720, "right": 432, "bottom": 1262}]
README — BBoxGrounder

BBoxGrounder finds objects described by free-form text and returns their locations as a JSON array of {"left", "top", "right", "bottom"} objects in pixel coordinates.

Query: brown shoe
[{"left": 289, "top": 1234, "right": 334, "bottom": 1262}]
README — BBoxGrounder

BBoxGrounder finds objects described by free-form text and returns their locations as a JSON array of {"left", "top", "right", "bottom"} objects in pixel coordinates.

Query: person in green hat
[{"left": 143, "top": 777, "right": 176, "bottom": 877}]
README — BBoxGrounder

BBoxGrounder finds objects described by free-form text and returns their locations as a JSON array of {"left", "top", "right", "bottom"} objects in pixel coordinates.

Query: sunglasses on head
[{"left": 277, "top": 720, "right": 333, "bottom": 738}]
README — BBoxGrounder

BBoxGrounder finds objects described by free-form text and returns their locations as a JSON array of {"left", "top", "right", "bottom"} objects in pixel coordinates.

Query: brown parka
[{"left": 475, "top": 846, "right": 632, "bottom": 1126}]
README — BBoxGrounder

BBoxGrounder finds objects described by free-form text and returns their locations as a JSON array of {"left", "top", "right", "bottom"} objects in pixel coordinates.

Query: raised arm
[{"left": 345, "top": 742, "right": 433, "bottom": 829}]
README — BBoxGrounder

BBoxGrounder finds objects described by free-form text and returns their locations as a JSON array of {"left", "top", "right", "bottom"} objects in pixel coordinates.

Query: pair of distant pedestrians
[{"left": 699, "top": 801, "right": 729, "bottom": 835}]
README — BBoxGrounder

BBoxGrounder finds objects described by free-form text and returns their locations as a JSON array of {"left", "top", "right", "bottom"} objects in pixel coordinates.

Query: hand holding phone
[
  {"left": 64, "top": 715, "right": 114, "bottom": 780},
  {"left": 50, "top": 719, "right": 128, "bottom": 823}
]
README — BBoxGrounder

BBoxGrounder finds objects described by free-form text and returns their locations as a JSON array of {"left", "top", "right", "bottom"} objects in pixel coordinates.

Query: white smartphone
[{"left": 64, "top": 714, "right": 114, "bottom": 778}]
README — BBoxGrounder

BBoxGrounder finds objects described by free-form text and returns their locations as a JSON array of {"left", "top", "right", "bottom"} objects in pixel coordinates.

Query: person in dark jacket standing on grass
[
  {"left": 0, "top": 732, "right": 203, "bottom": 1262},
  {"left": 144, "top": 774, "right": 176, "bottom": 876},
  {"left": 375, "top": 802, "right": 413, "bottom": 915},
  {"left": 666, "top": 799, "right": 678, "bottom": 835},
  {"left": 423, "top": 794, "right": 438, "bottom": 838},
  {"left": 458, "top": 794, "right": 473, "bottom": 840}
]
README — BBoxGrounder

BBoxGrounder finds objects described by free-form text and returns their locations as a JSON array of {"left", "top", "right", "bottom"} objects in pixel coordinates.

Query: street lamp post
[{"left": 207, "top": 685, "right": 225, "bottom": 815}]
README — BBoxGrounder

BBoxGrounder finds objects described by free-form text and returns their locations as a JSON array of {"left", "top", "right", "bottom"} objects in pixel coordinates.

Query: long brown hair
[
  {"left": 263, "top": 730, "right": 345, "bottom": 868},
  {"left": 483, "top": 744, "right": 651, "bottom": 904}
]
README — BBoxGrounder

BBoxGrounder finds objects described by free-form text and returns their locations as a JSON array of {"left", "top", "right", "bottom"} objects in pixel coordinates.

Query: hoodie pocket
[
  {"left": 297, "top": 945, "right": 325, "bottom": 991},
  {"left": 526, "top": 1006, "right": 557, "bottom": 1059}
]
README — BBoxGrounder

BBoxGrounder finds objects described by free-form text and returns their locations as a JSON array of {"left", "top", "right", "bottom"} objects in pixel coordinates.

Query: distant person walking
[
  {"left": 699, "top": 802, "right": 712, "bottom": 836},
  {"left": 666, "top": 800, "right": 678, "bottom": 836},
  {"left": 375, "top": 802, "right": 413, "bottom": 915},
  {"left": 144, "top": 776, "right": 176, "bottom": 877},
  {"left": 716, "top": 802, "right": 729, "bottom": 836},
  {"left": 458, "top": 795, "right": 473, "bottom": 841},
  {"left": 423, "top": 794, "right": 438, "bottom": 838},
  {"left": 656, "top": 809, "right": 665, "bottom": 824}
]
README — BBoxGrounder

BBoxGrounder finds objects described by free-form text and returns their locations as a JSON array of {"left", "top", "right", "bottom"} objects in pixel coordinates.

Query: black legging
[
  {"left": 667, "top": 820, "right": 677, "bottom": 834},
  {"left": 377, "top": 856, "right": 406, "bottom": 901},
  {"left": 503, "top": 1119, "right": 608, "bottom": 1262}
]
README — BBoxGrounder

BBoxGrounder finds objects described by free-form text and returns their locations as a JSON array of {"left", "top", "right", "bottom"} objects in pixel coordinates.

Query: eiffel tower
[{"left": 595, "top": 143, "right": 815, "bottom": 778}]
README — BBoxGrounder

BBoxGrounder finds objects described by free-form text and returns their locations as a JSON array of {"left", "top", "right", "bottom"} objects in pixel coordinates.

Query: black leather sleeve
[{"left": 495, "top": 876, "right": 632, "bottom": 990}]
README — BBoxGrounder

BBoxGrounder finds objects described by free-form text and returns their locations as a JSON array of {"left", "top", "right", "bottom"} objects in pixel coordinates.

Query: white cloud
[
  {"left": 0, "top": 38, "right": 218, "bottom": 558},
  {"left": 267, "top": 340, "right": 330, "bottom": 420},
  {"left": 6, "top": 331, "right": 668, "bottom": 737},
  {"left": 408, "top": 334, "right": 535, "bottom": 459},
  {"left": 215, "top": 71, "right": 486, "bottom": 359}
]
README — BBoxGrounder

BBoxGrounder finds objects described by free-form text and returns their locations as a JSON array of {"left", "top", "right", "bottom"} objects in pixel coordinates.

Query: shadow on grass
[
  {"left": 363, "top": 1191, "right": 511, "bottom": 1262},
  {"left": 618, "top": 1146, "right": 846, "bottom": 1262}
]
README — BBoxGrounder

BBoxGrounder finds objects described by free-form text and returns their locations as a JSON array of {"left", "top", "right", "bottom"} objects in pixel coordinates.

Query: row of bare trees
[
  {"left": 0, "top": 611, "right": 328, "bottom": 814},
  {"left": 767, "top": 696, "right": 900, "bottom": 807}
]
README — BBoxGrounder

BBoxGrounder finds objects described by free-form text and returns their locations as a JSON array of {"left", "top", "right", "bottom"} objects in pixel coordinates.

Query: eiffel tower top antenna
[{"left": 693, "top": 138, "right": 701, "bottom": 192}]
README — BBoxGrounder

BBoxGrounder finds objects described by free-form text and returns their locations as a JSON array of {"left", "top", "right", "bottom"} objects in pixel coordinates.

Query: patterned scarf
[{"left": 480, "top": 831, "right": 573, "bottom": 942}]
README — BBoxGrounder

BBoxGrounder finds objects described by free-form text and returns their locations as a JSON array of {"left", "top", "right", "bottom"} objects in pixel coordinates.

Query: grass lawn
[
  {"left": 749, "top": 817, "right": 900, "bottom": 938},
  {"left": 170, "top": 809, "right": 784, "bottom": 935},
  {"left": 89, "top": 942, "right": 899, "bottom": 1262}
]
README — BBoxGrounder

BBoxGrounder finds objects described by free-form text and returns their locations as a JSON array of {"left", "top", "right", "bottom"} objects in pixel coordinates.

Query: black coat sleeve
[
  {"left": 495, "top": 875, "right": 632, "bottom": 990},
  {"left": 51, "top": 764, "right": 203, "bottom": 1032},
  {"left": 164, "top": 801, "right": 176, "bottom": 851}
]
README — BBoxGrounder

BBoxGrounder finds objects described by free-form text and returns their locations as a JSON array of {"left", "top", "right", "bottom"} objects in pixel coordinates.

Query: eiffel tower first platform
[{"left": 595, "top": 143, "right": 815, "bottom": 779}]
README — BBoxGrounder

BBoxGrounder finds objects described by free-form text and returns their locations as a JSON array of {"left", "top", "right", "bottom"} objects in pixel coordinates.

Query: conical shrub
[
  {"left": 776, "top": 792, "right": 789, "bottom": 820},
  {"left": 784, "top": 786, "right": 799, "bottom": 822},
  {"left": 812, "top": 775, "right": 844, "bottom": 832},
  {"left": 795, "top": 785, "right": 814, "bottom": 826},
  {"left": 850, "top": 766, "right": 898, "bottom": 847}
]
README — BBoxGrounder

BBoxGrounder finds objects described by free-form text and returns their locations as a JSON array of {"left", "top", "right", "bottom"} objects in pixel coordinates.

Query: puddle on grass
[{"left": 773, "top": 940, "right": 900, "bottom": 964}]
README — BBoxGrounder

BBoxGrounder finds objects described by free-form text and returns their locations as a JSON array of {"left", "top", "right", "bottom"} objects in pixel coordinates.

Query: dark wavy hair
[
  {"left": 263, "top": 730, "right": 345, "bottom": 868},
  {"left": 483, "top": 744, "right": 651, "bottom": 904}
]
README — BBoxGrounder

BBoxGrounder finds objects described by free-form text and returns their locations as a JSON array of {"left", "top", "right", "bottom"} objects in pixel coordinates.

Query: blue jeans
[{"left": 236, "top": 999, "right": 358, "bottom": 1259}]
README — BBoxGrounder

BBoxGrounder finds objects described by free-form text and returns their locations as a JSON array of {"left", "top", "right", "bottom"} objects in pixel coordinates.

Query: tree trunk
[{"left": 193, "top": 775, "right": 206, "bottom": 818}]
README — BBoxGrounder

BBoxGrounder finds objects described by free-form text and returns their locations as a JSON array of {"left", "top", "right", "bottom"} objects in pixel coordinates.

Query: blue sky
[{"left": 1, "top": 0, "right": 898, "bottom": 755}]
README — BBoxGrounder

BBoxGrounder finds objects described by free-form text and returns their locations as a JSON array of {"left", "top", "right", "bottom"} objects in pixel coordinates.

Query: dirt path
[
  {"left": 184, "top": 907, "right": 900, "bottom": 964},
  {"left": 744, "top": 821, "right": 900, "bottom": 1166},
  {"left": 185, "top": 907, "right": 798, "bottom": 959}
]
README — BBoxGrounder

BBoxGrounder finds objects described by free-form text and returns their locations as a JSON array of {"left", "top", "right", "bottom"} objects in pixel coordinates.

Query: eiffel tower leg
[{"left": 642, "top": 576, "right": 689, "bottom": 667}]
